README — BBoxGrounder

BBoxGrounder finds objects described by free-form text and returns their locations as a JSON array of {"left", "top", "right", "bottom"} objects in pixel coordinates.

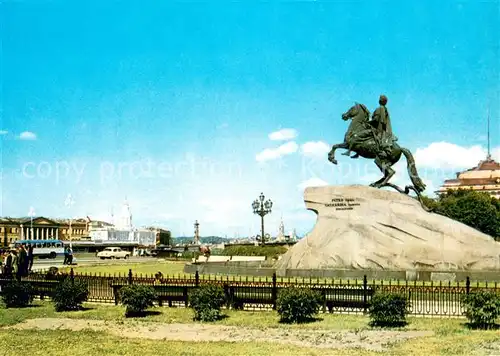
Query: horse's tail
[{"left": 401, "top": 147, "right": 426, "bottom": 193}]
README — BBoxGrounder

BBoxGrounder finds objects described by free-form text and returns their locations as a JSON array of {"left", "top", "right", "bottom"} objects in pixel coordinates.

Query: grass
[
  {"left": 1, "top": 328, "right": 498, "bottom": 356},
  {"left": 0, "top": 301, "right": 499, "bottom": 355},
  {"left": 0, "top": 330, "right": 367, "bottom": 356},
  {"left": 0, "top": 300, "right": 489, "bottom": 331},
  {"left": 0, "top": 301, "right": 367, "bottom": 328}
]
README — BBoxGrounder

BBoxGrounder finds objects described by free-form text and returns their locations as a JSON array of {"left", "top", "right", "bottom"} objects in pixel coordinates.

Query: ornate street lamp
[
  {"left": 252, "top": 192, "right": 273, "bottom": 246},
  {"left": 194, "top": 220, "right": 200, "bottom": 245}
]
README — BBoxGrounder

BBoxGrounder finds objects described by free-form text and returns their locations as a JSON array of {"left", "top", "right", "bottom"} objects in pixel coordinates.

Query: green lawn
[
  {"left": 0, "top": 331, "right": 343, "bottom": 356},
  {"left": 0, "top": 302, "right": 498, "bottom": 355}
]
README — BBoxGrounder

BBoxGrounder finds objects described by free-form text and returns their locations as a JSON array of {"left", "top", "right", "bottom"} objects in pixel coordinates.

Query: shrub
[
  {"left": 119, "top": 284, "right": 157, "bottom": 317},
  {"left": 45, "top": 267, "right": 59, "bottom": 281},
  {"left": 223, "top": 245, "right": 287, "bottom": 259},
  {"left": 189, "top": 284, "right": 226, "bottom": 322},
  {"left": 52, "top": 278, "right": 89, "bottom": 312},
  {"left": 368, "top": 292, "right": 409, "bottom": 327},
  {"left": 1, "top": 280, "right": 34, "bottom": 308},
  {"left": 461, "top": 291, "right": 500, "bottom": 329},
  {"left": 276, "top": 287, "right": 322, "bottom": 324}
]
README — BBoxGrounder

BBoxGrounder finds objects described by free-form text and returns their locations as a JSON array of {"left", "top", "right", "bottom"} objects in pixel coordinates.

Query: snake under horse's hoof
[{"left": 379, "top": 183, "right": 433, "bottom": 212}]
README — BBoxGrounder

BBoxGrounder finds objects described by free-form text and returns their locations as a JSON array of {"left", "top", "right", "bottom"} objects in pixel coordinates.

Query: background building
[
  {"left": 273, "top": 217, "right": 297, "bottom": 243},
  {"left": 438, "top": 115, "right": 500, "bottom": 199},
  {"left": 0, "top": 200, "right": 169, "bottom": 248},
  {"left": 88, "top": 200, "right": 161, "bottom": 247},
  {"left": 0, "top": 216, "right": 91, "bottom": 247},
  {"left": 437, "top": 156, "right": 500, "bottom": 199}
]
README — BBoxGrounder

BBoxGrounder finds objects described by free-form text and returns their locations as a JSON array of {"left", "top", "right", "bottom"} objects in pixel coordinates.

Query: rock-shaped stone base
[{"left": 275, "top": 185, "right": 500, "bottom": 273}]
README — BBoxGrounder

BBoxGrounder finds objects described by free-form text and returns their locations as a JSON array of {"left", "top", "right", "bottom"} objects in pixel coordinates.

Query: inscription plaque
[{"left": 324, "top": 196, "right": 362, "bottom": 210}]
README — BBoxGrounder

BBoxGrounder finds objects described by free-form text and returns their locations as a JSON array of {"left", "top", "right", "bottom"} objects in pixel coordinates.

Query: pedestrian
[
  {"left": 3, "top": 250, "right": 13, "bottom": 279},
  {"left": 18, "top": 245, "right": 28, "bottom": 277},
  {"left": 0, "top": 250, "right": 5, "bottom": 276},
  {"left": 63, "top": 246, "right": 69, "bottom": 265},
  {"left": 27, "top": 245, "right": 34, "bottom": 272},
  {"left": 11, "top": 250, "right": 19, "bottom": 280}
]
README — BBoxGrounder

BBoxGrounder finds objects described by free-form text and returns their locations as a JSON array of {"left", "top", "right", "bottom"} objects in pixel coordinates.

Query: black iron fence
[{"left": 2, "top": 269, "right": 499, "bottom": 317}]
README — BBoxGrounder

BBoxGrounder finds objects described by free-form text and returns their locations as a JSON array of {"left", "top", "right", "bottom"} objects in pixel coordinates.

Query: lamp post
[
  {"left": 65, "top": 194, "right": 75, "bottom": 249},
  {"left": 194, "top": 220, "right": 200, "bottom": 245},
  {"left": 252, "top": 192, "right": 273, "bottom": 246},
  {"left": 28, "top": 207, "right": 36, "bottom": 240}
]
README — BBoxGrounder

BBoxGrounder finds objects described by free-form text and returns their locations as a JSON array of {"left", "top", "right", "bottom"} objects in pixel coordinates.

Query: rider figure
[{"left": 371, "top": 94, "right": 397, "bottom": 159}]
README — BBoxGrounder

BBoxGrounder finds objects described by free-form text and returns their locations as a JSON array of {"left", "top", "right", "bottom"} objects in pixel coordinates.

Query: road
[{"left": 31, "top": 256, "right": 156, "bottom": 271}]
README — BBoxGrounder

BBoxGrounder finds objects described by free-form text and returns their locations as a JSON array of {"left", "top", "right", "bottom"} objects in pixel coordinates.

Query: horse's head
[{"left": 342, "top": 103, "right": 370, "bottom": 122}]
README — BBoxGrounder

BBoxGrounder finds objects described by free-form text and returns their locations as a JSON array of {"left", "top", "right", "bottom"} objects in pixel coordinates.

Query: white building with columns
[
  {"left": 0, "top": 216, "right": 91, "bottom": 247},
  {"left": 88, "top": 199, "right": 157, "bottom": 247}
]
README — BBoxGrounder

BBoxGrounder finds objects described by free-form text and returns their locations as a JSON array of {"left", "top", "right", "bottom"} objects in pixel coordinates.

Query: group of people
[
  {"left": 0, "top": 245, "right": 34, "bottom": 279},
  {"left": 63, "top": 246, "right": 74, "bottom": 265}
]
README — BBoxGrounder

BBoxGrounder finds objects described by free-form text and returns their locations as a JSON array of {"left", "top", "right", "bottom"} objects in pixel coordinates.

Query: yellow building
[
  {"left": 437, "top": 156, "right": 500, "bottom": 199},
  {"left": 54, "top": 218, "right": 91, "bottom": 241},
  {"left": 0, "top": 216, "right": 92, "bottom": 247}
]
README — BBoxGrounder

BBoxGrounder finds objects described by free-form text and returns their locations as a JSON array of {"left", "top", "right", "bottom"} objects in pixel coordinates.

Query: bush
[
  {"left": 434, "top": 190, "right": 500, "bottom": 240},
  {"left": 461, "top": 291, "right": 500, "bottom": 329},
  {"left": 45, "top": 267, "right": 59, "bottom": 281},
  {"left": 52, "top": 278, "right": 89, "bottom": 312},
  {"left": 1, "top": 280, "right": 34, "bottom": 308},
  {"left": 276, "top": 287, "right": 322, "bottom": 324},
  {"left": 368, "top": 292, "right": 409, "bottom": 327},
  {"left": 223, "top": 245, "right": 287, "bottom": 259},
  {"left": 119, "top": 284, "right": 157, "bottom": 317},
  {"left": 189, "top": 284, "right": 226, "bottom": 322}
]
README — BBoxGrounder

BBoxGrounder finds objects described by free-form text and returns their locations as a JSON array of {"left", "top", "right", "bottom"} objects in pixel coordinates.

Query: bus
[{"left": 12, "top": 239, "right": 65, "bottom": 259}]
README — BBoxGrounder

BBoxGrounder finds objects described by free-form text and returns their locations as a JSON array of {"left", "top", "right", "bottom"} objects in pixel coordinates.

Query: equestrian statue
[{"left": 327, "top": 95, "right": 429, "bottom": 206}]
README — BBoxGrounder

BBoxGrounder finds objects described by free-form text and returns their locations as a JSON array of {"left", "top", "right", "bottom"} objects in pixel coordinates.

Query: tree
[
  {"left": 431, "top": 189, "right": 500, "bottom": 240},
  {"left": 157, "top": 230, "right": 172, "bottom": 246}
]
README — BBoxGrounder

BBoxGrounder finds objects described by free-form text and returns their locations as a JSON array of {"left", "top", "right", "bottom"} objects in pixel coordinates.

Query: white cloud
[
  {"left": 268, "top": 128, "right": 298, "bottom": 141},
  {"left": 87, "top": 213, "right": 114, "bottom": 224},
  {"left": 422, "top": 179, "right": 437, "bottom": 196},
  {"left": 297, "top": 177, "right": 329, "bottom": 191},
  {"left": 300, "top": 141, "right": 330, "bottom": 158},
  {"left": 256, "top": 141, "right": 298, "bottom": 162},
  {"left": 286, "top": 210, "right": 317, "bottom": 222},
  {"left": 19, "top": 131, "right": 37, "bottom": 140},
  {"left": 0, "top": 130, "right": 7, "bottom": 135},
  {"left": 492, "top": 147, "right": 500, "bottom": 161},
  {"left": 154, "top": 213, "right": 180, "bottom": 220},
  {"left": 414, "top": 142, "right": 494, "bottom": 169}
]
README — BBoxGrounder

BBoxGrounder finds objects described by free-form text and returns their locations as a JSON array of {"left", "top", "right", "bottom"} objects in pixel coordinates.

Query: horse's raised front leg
[
  {"left": 328, "top": 143, "right": 347, "bottom": 165},
  {"left": 370, "top": 157, "right": 395, "bottom": 188}
]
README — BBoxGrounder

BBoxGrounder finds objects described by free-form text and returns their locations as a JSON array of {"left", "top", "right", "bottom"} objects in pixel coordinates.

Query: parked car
[{"left": 96, "top": 247, "right": 130, "bottom": 259}]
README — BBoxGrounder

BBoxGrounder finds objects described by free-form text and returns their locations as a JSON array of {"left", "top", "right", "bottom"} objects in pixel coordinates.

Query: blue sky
[{"left": 1, "top": 1, "right": 499, "bottom": 237}]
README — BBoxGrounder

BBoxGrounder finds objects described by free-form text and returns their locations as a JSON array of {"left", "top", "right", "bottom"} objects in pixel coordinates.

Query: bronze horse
[{"left": 327, "top": 103, "right": 426, "bottom": 195}]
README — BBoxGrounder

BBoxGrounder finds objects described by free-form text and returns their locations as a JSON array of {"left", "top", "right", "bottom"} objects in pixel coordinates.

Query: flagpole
[
  {"left": 487, "top": 106, "right": 491, "bottom": 160},
  {"left": 28, "top": 207, "right": 35, "bottom": 240},
  {"left": 65, "top": 194, "right": 75, "bottom": 250}
]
